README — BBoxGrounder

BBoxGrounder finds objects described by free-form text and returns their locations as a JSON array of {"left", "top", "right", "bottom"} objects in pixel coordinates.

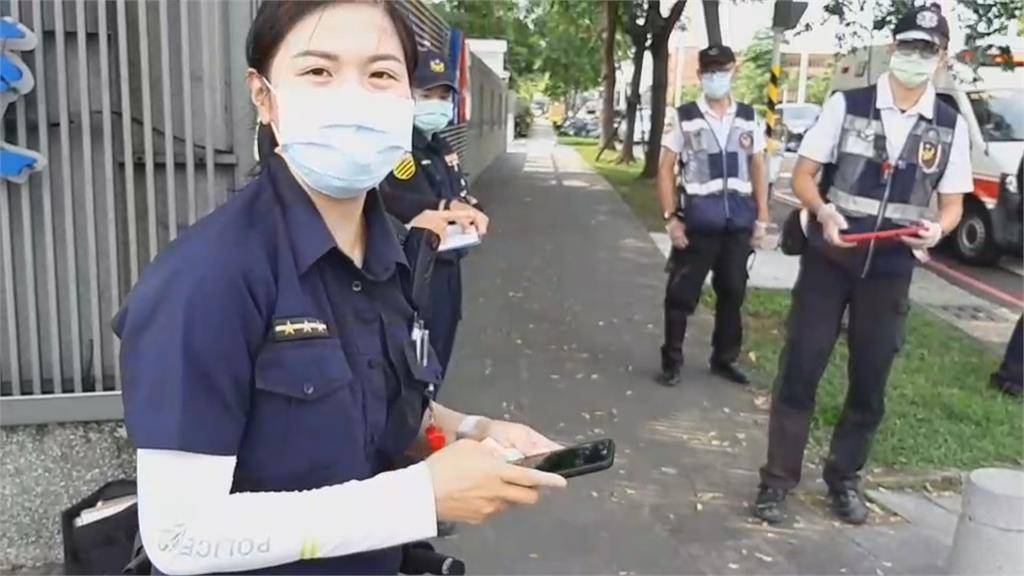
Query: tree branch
[{"left": 666, "top": 0, "right": 687, "bottom": 29}]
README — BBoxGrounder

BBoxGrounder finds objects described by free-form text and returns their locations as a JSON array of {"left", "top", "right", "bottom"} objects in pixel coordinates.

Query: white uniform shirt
[
  {"left": 664, "top": 96, "right": 767, "bottom": 155},
  {"left": 797, "top": 72, "right": 973, "bottom": 194}
]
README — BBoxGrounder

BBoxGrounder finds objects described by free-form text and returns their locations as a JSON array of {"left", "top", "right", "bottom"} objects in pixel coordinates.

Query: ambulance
[{"left": 829, "top": 42, "right": 1023, "bottom": 265}]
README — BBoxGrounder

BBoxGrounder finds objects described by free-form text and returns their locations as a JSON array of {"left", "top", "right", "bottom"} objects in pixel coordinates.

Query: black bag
[
  {"left": 61, "top": 479, "right": 149, "bottom": 575},
  {"left": 780, "top": 208, "right": 808, "bottom": 256}
]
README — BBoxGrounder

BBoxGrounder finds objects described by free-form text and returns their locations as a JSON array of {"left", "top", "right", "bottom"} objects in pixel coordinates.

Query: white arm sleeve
[
  {"left": 936, "top": 115, "right": 973, "bottom": 194},
  {"left": 136, "top": 449, "right": 437, "bottom": 575},
  {"left": 663, "top": 107, "right": 684, "bottom": 153},
  {"left": 797, "top": 92, "right": 846, "bottom": 164}
]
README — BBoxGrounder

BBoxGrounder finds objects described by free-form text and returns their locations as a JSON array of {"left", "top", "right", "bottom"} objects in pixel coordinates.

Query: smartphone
[
  {"left": 512, "top": 438, "right": 615, "bottom": 479},
  {"left": 840, "top": 226, "right": 924, "bottom": 244}
]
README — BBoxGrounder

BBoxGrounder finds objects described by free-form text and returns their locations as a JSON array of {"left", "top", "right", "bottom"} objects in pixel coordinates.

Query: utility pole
[{"left": 766, "top": 0, "right": 808, "bottom": 189}]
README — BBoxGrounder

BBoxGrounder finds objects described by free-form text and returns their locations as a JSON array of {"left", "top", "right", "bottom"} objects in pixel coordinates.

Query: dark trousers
[
  {"left": 759, "top": 248, "right": 912, "bottom": 492},
  {"left": 996, "top": 316, "right": 1023, "bottom": 385},
  {"left": 428, "top": 259, "right": 462, "bottom": 385},
  {"left": 662, "top": 230, "right": 752, "bottom": 370}
]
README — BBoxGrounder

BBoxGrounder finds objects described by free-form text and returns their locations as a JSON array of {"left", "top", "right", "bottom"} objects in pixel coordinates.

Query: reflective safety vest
[
  {"left": 810, "top": 85, "right": 957, "bottom": 277},
  {"left": 676, "top": 101, "right": 758, "bottom": 233}
]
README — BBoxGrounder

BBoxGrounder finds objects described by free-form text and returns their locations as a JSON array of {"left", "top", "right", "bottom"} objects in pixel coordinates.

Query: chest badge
[
  {"left": 918, "top": 127, "right": 942, "bottom": 174},
  {"left": 273, "top": 317, "right": 329, "bottom": 341},
  {"left": 739, "top": 131, "right": 754, "bottom": 151},
  {"left": 443, "top": 152, "right": 460, "bottom": 169},
  {"left": 393, "top": 154, "right": 416, "bottom": 181}
]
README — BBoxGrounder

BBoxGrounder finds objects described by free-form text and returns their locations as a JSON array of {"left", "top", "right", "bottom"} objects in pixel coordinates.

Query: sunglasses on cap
[{"left": 895, "top": 39, "right": 941, "bottom": 58}]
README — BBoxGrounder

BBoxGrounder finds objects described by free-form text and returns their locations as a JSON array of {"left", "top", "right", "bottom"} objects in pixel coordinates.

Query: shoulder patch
[{"left": 393, "top": 154, "right": 416, "bottom": 180}]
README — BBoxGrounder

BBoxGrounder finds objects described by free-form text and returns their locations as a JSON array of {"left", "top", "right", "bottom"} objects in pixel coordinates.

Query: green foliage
[
  {"left": 437, "top": 0, "right": 543, "bottom": 88},
  {"left": 438, "top": 0, "right": 604, "bottom": 100},
  {"left": 535, "top": 0, "right": 604, "bottom": 100},
  {"left": 680, "top": 84, "right": 701, "bottom": 103},
  {"left": 732, "top": 30, "right": 785, "bottom": 110},
  {"left": 804, "top": 59, "right": 835, "bottom": 105}
]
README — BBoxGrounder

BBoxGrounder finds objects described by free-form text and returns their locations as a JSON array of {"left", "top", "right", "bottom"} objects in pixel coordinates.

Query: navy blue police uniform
[
  {"left": 113, "top": 147, "right": 443, "bottom": 575},
  {"left": 379, "top": 50, "right": 473, "bottom": 380}
]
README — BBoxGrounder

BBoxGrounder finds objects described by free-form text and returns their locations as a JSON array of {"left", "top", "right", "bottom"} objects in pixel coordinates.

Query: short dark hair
[{"left": 246, "top": 0, "right": 419, "bottom": 78}]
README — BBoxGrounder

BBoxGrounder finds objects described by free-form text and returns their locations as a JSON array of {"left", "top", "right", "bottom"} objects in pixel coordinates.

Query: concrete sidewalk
[{"left": 435, "top": 127, "right": 954, "bottom": 574}]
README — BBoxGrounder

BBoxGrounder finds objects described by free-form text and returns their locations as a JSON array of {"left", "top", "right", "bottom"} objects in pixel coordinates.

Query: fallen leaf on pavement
[
  {"left": 660, "top": 466, "right": 679, "bottom": 475},
  {"left": 754, "top": 394, "right": 771, "bottom": 411},
  {"left": 754, "top": 553, "right": 773, "bottom": 563},
  {"left": 728, "top": 564, "right": 740, "bottom": 570}
]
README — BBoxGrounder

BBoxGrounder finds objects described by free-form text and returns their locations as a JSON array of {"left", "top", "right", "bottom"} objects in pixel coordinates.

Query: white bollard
[{"left": 947, "top": 468, "right": 1024, "bottom": 575}]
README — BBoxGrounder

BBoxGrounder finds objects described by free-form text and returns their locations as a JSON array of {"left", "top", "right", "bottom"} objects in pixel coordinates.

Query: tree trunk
[
  {"left": 641, "top": 0, "right": 687, "bottom": 178},
  {"left": 600, "top": 1, "right": 619, "bottom": 151},
  {"left": 642, "top": 38, "right": 669, "bottom": 178},
  {"left": 617, "top": 15, "right": 646, "bottom": 165}
]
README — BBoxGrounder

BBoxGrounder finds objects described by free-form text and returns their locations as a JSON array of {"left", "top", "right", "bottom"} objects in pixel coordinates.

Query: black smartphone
[{"left": 512, "top": 438, "right": 615, "bottom": 479}]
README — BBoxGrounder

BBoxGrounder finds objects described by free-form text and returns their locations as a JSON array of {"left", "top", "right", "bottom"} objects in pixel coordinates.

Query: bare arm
[
  {"left": 749, "top": 152, "right": 770, "bottom": 221},
  {"left": 936, "top": 193, "right": 964, "bottom": 234},
  {"left": 657, "top": 148, "right": 680, "bottom": 216},
  {"left": 791, "top": 156, "right": 826, "bottom": 215}
]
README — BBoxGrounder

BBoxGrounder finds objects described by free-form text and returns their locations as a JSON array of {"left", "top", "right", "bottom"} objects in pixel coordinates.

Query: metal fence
[{"left": 0, "top": 0, "right": 508, "bottom": 425}]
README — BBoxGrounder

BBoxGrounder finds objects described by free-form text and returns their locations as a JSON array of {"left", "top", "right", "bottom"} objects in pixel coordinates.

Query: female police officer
[
  {"left": 113, "top": 2, "right": 563, "bottom": 574},
  {"left": 379, "top": 48, "right": 489, "bottom": 380}
]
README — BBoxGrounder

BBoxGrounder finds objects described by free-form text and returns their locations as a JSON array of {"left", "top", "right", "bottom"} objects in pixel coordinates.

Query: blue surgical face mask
[
  {"left": 265, "top": 79, "right": 413, "bottom": 199},
  {"left": 701, "top": 71, "right": 733, "bottom": 100},
  {"left": 413, "top": 98, "right": 454, "bottom": 136}
]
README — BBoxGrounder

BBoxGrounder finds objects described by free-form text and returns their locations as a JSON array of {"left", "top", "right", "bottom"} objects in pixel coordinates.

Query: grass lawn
[
  {"left": 563, "top": 137, "right": 1024, "bottom": 471},
  {"left": 559, "top": 137, "right": 663, "bottom": 231}
]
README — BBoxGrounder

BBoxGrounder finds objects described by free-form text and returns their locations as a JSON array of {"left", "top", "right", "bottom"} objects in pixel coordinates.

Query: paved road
[{"left": 434, "top": 127, "right": 951, "bottom": 574}]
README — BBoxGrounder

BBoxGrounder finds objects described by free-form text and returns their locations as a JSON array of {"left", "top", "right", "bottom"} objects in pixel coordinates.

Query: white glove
[
  {"left": 751, "top": 220, "right": 773, "bottom": 250},
  {"left": 816, "top": 204, "right": 855, "bottom": 248},
  {"left": 902, "top": 219, "right": 944, "bottom": 250},
  {"left": 667, "top": 218, "right": 689, "bottom": 249}
]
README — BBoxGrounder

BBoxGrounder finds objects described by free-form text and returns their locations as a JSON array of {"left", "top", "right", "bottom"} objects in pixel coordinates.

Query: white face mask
[
  {"left": 889, "top": 52, "right": 940, "bottom": 89},
  {"left": 266, "top": 80, "right": 413, "bottom": 199}
]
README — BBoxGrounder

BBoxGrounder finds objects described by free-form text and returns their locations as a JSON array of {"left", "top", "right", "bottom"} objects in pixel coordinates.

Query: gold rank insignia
[
  {"left": 430, "top": 59, "right": 446, "bottom": 73},
  {"left": 393, "top": 154, "right": 416, "bottom": 180},
  {"left": 273, "top": 317, "right": 329, "bottom": 341}
]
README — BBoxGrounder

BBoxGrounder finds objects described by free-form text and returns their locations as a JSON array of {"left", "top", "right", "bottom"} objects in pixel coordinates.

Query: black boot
[
  {"left": 655, "top": 366, "right": 682, "bottom": 388},
  {"left": 752, "top": 485, "right": 787, "bottom": 524},
  {"left": 830, "top": 487, "right": 869, "bottom": 525},
  {"left": 710, "top": 362, "right": 750, "bottom": 385}
]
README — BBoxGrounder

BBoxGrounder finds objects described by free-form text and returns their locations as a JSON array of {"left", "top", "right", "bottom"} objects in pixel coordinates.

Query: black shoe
[
  {"left": 752, "top": 485, "right": 787, "bottom": 524},
  {"left": 436, "top": 521, "right": 458, "bottom": 537},
  {"left": 656, "top": 367, "right": 682, "bottom": 387},
  {"left": 710, "top": 362, "right": 750, "bottom": 385},
  {"left": 830, "top": 488, "right": 869, "bottom": 525},
  {"left": 990, "top": 373, "right": 1023, "bottom": 398}
]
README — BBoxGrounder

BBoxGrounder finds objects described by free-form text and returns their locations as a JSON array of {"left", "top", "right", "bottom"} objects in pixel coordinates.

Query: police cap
[
  {"left": 894, "top": 4, "right": 950, "bottom": 48},
  {"left": 698, "top": 45, "right": 736, "bottom": 70},
  {"left": 412, "top": 48, "right": 458, "bottom": 92}
]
